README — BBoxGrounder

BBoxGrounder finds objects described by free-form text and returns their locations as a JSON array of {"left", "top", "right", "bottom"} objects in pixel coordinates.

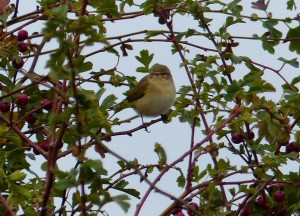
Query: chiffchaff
[{"left": 116, "top": 64, "right": 176, "bottom": 117}]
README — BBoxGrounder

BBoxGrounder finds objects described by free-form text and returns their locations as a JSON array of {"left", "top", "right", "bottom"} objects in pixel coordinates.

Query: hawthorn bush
[{"left": 0, "top": 0, "right": 299, "bottom": 216}]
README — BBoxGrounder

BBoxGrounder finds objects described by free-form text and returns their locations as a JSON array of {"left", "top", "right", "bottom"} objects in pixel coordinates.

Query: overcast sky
[{"left": 5, "top": 1, "right": 300, "bottom": 215}]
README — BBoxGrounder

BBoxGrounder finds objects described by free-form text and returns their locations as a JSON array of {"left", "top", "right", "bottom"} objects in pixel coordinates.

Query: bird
[{"left": 115, "top": 64, "right": 176, "bottom": 119}]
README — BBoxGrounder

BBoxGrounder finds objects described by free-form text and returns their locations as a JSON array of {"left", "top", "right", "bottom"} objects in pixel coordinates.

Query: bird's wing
[{"left": 126, "top": 75, "right": 149, "bottom": 102}]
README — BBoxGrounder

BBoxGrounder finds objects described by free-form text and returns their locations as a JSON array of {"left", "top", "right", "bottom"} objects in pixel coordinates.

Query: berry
[
  {"left": 18, "top": 42, "right": 28, "bottom": 53},
  {"left": 17, "top": 30, "right": 28, "bottom": 41},
  {"left": 41, "top": 99, "right": 52, "bottom": 110},
  {"left": 158, "top": 16, "right": 166, "bottom": 24},
  {"left": 25, "top": 114, "right": 37, "bottom": 124},
  {"left": 187, "top": 202, "right": 199, "bottom": 216},
  {"left": 240, "top": 204, "right": 252, "bottom": 216},
  {"left": 171, "top": 208, "right": 182, "bottom": 215},
  {"left": 231, "top": 133, "right": 244, "bottom": 144},
  {"left": 286, "top": 141, "right": 300, "bottom": 153},
  {"left": 268, "top": 183, "right": 284, "bottom": 192},
  {"left": 274, "top": 190, "right": 285, "bottom": 202},
  {"left": 16, "top": 93, "right": 29, "bottom": 106},
  {"left": 248, "top": 131, "right": 255, "bottom": 140},
  {"left": 0, "top": 82, "right": 3, "bottom": 90},
  {"left": 39, "top": 140, "right": 50, "bottom": 152},
  {"left": 277, "top": 207, "right": 287, "bottom": 216},
  {"left": 176, "top": 211, "right": 185, "bottom": 216},
  {"left": 12, "top": 58, "right": 24, "bottom": 69},
  {"left": 0, "top": 102, "right": 10, "bottom": 113},
  {"left": 241, "top": 204, "right": 252, "bottom": 216},
  {"left": 256, "top": 196, "right": 267, "bottom": 207}
]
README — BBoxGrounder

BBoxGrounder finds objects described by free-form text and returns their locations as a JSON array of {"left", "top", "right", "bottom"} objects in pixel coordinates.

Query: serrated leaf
[
  {"left": 286, "top": 26, "right": 300, "bottom": 54},
  {"left": 135, "top": 50, "right": 154, "bottom": 69},
  {"left": 177, "top": 174, "right": 186, "bottom": 188},
  {"left": 278, "top": 57, "right": 299, "bottom": 68}
]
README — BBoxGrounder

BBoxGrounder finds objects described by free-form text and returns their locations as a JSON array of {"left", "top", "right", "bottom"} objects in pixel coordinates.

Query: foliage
[{"left": 0, "top": 0, "right": 299, "bottom": 215}]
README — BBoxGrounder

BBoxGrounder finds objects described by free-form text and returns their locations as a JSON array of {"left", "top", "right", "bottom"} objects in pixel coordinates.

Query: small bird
[{"left": 116, "top": 64, "right": 176, "bottom": 118}]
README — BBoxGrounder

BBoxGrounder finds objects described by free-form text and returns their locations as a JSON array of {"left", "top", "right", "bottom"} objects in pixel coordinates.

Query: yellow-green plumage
[{"left": 126, "top": 64, "right": 176, "bottom": 117}]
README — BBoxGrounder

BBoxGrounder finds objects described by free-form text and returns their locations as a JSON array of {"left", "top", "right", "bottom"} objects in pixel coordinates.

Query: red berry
[
  {"left": 256, "top": 196, "right": 267, "bottom": 207},
  {"left": 176, "top": 211, "right": 185, "bottom": 216},
  {"left": 231, "top": 133, "right": 244, "bottom": 144},
  {"left": 16, "top": 93, "right": 29, "bottom": 106},
  {"left": 0, "top": 102, "right": 10, "bottom": 113},
  {"left": 18, "top": 42, "right": 28, "bottom": 53},
  {"left": 17, "top": 30, "right": 28, "bottom": 41},
  {"left": 286, "top": 142, "right": 300, "bottom": 153},
  {"left": 12, "top": 58, "right": 24, "bottom": 69},
  {"left": 274, "top": 190, "right": 285, "bottom": 202},
  {"left": 41, "top": 99, "right": 52, "bottom": 110},
  {"left": 241, "top": 204, "right": 252, "bottom": 216},
  {"left": 158, "top": 16, "right": 166, "bottom": 24},
  {"left": 171, "top": 208, "right": 182, "bottom": 215},
  {"left": 0, "top": 82, "right": 3, "bottom": 90},
  {"left": 25, "top": 114, "right": 37, "bottom": 124},
  {"left": 277, "top": 207, "right": 287, "bottom": 216},
  {"left": 248, "top": 131, "right": 255, "bottom": 140},
  {"left": 187, "top": 202, "right": 199, "bottom": 216},
  {"left": 40, "top": 140, "right": 50, "bottom": 152},
  {"left": 268, "top": 183, "right": 284, "bottom": 192}
]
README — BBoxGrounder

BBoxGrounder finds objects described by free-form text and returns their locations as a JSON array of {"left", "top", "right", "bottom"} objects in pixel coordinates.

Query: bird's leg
[
  {"left": 141, "top": 115, "right": 150, "bottom": 133},
  {"left": 161, "top": 114, "right": 168, "bottom": 123}
]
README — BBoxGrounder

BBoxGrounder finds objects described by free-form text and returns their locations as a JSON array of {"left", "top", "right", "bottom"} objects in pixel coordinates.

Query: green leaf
[
  {"left": 73, "top": 56, "right": 93, "bottom": 73},
  {"left": 154, "top": 143, "right": 167, "bottom": 166},
  {"left": 278, "top": 57, "right": 299, "bottom": 68},
  {"left": 101, "top": 94, "right": 117, "bottom": 109},
  {"left": 286, "top": 26, "right": 300, "bottom": 54},
  {"left": 185, "top": 28, "right": 196, "bottom": 38},
  {"left": 7, "top": 170, "right": 26, "bottom": 181},
  {"left": 145, "top": 30, "right": 164, "bottom": 40},
  {"left": 55, "top": 178, "right": 76, "bottom": 191},
  {"left": 225, "top": 82, "right": 243, "bottom": 101},
  {"left": 112, "top": 194, "right": 130, "bottom": 213},
  {"left": 113, "top": 180, "right": 140, "bottom": 199},
  {"left": 227, "top": 0, "right": 242, "bottom": 16},
  {"left": 287, "top": 0, "right": 296, "bottom": 10},
  {"left": 135, "top": 50, "right": 154, "bottom": 71},
  {"left": 176, "top": 174, "right": 186, "bottom": 188}
]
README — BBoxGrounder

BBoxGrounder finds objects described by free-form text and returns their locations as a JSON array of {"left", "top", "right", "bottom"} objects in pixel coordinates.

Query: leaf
[
  {"left": 7, "top": 170, "right": 26, "bottom": 181},
  {"left": 287, "top": 0, "right": 296, "bottom": 10},
  {"left": 113, "top": 185, "right": 140, "bottom": 199},
  {"left": 135, "top": 50, "right": 154, "bottom": 70},
  {"left": 176, "top": 174, "right": 186, "bottom": 188},
  {"left": 225, "top": 82, "right": 243, "bottom": 101},
  {"left": 227, "top": 0, "right": 242, "bottom": 16},
  {"left": 286, "top": 26, "right": 300, "bottom": 54},
  {"left": 55, "top": 178, "right": 76, "bottom": 191},
  {"left": 278, "top": 57, "right": 299, "bottom": 68},
  {"left": 154, "top": 143, "right": 167, "bottom": 167},
  {"left": 112, "top": 194, "right": 130, "bottom": 213},
  {"left": 145, "top": 30, "right": 164, "bottom": 40},
  {"left": 101, "top": 94, "right": 117, "bottom": 109}
]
